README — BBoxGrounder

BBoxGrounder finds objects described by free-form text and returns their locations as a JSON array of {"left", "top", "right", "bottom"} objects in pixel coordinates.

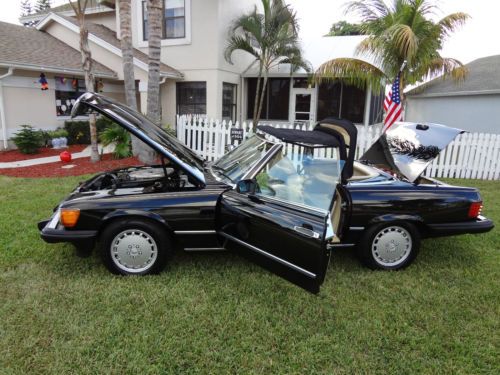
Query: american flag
[{"left": 383, "top": 73, "right": 403, "bottom": 132}]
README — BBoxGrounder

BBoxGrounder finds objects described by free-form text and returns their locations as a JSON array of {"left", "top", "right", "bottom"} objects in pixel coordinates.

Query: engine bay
[{"left": 78, "top": 165, "right": 199, "bottom": 193}]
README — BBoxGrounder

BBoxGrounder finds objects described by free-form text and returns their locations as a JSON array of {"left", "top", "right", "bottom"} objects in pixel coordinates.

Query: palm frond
[
  {"left": 224, "top": 35, "right": 260, "bottom": 64},
  {"left": 438, "top": 12, "right": 470, "bottom": 38},
  {"left": 313, "top": 58, "right": 387, "bottom": 91}
]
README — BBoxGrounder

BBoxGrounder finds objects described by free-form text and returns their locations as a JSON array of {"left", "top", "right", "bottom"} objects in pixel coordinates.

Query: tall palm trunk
[
  {"left": 119, "top": 0, "right": 148, "bottom": 162},
  {"left": 252, "top": 64, "right": 263, "bottom": 126},
  {"left": 146, "top": 0, "right": 162, "bottom": 125},
  {"left": 72, "top": 0, "right": 99, "bottom": 162},
  {"left": 255, "top": 74, "right": 268, "bottom": 126}
]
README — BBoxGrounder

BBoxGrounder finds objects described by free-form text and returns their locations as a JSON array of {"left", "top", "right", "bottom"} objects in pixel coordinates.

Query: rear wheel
[
  {"left": 357, "top": 222, "right": 420, "bottom": 270},
  {"left": 100, "top": 219, "right": 171, "bottom": 275}
]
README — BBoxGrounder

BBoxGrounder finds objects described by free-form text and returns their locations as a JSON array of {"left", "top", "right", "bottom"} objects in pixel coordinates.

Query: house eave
[
  {"left": 0, "top": 62, "right": 117, "bottom": 79},
  {"left": 407, "top": 89, "right": 500, "bottom": 99},
  {"left": 20, "top": 5, "right": 114, "bottom": 24}
]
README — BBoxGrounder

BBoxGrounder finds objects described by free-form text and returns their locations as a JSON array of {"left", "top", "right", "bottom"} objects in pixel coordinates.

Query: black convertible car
[{"left": 39, "top": 93, "right": 493, "bottom": 293}]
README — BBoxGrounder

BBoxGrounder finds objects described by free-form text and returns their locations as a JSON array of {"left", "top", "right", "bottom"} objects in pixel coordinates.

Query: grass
[{"left": 0, "top": 176, "right": 498, "bottom": 374}]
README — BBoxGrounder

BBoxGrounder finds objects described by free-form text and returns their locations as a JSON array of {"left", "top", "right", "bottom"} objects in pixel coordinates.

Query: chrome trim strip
[
  {"left": 219, "top": 232, "right": 317, "bottom": 279},
  {"left": 329, "top": 243, "right": 355, "bottom": 248},
  {"left": 349, "top": 226, "right": 365, "bottom": 231},
  {"left": 46, "top": 209, "right": 60, "bottom": 229},
  {"left": 242, "top": 143, "right": 283, "bottom": 181},
  {"left": 184, "top": 247, "right": 227, "bottom": 251},
  {"left": 252, "top": 194, "right": 328, "bottom": 216},
  {"left": 174, "top": 230, "right": 216, "bottom": 235}
]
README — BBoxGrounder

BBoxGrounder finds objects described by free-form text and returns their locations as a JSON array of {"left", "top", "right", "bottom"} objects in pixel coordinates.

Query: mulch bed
[
  {"left": 0, "top": 145, "right": 87, "bottom": 162},
  {"left": 0, "top": 154, "right": 143, "bottom": 178}
]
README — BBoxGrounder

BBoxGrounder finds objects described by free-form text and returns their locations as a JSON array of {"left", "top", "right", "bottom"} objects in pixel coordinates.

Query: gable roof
[
  {"left": 0, "top": 20, "right": 115, "bottom": 78},
  {"left": 406, "top": 55, "right": 500, "bottom": 98},
  {"left": 37, "top": 13, "right": 182, "bottom": 78},
  {"left": 19, "top": 1, "right": 114, "bottom": 24}
]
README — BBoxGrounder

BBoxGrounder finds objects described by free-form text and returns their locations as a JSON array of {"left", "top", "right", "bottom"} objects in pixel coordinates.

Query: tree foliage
[
  {"left": 20, "top": 0, "right": 33, "bottom": 16},
  {"left": 314, "top": 0, "right": 469, "bottom": 94},
  {"left": 34, "top": 0, "right": 51, "bottom": 13},
  {"left": 327, "top": 20, "right": 365, "bottom": 36},
  {"left": 225, "top": 0, "right": 310, "bottom": 125}
]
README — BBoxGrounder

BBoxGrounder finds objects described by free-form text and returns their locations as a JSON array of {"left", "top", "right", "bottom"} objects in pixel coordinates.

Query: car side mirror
[{"left": 236, "top": 179, "right": 257, "bottom": 194}]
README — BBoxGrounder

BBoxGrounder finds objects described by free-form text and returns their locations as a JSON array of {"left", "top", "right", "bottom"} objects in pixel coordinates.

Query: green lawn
[{"left": 0, "top": 176, "right": 498, "bottom": 374}]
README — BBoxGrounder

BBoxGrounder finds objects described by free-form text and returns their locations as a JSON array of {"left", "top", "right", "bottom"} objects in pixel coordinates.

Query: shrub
[
  {"left": 64, "top": 117, "right": 112, "bottom": 145},
  {"left": 99, "top": 124, "right": 131, "bottom": 159},
  {"left": 11, "top": 125, "right": 42, "bottom": 154}
]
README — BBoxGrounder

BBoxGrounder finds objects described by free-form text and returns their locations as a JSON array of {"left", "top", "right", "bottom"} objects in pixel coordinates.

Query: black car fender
[
  {"left": 367, "top": 213, "right": 425, "bottom": 229},
  {"left": 98, "top": 209, "right": 175, "bottom": 238}
]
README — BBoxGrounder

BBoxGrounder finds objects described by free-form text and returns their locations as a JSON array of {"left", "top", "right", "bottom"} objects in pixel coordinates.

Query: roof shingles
[
  {"left": 0, "top": 21, "right": 115, "bottom": 77},
  {"left": 407, "top": 55, "right": 500, "bottom": 97}
]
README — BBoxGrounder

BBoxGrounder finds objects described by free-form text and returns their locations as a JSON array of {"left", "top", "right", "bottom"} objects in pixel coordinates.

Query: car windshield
[
  {"left": 211, "top": 135, "right": 273, "bottom": 183},
  {"left": 254, "top": 147, "right": 342, "bottom": 210}
]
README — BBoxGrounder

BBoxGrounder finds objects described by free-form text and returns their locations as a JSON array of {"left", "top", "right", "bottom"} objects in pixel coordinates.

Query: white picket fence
[{"left": 176, "top": 115, "right": 500, "bottom": 180}]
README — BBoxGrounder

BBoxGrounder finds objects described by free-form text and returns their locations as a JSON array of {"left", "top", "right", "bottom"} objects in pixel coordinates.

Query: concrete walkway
[{"left": 0, "top": 144, "right": 114, "bottom": 169}]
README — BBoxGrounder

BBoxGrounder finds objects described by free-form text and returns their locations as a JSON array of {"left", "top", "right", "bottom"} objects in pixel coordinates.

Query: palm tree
[
  {"left": 225, "top": 0, "right": 310, "bottom": 126},
  {"left": 118, "top": 0, "right": 149, "bottom": 163},
  {"left": 146, "top": 0, "right": 162, "bottom": 126},
  {"left": 69, "top": 0, "right": 99, "bottom": 162},
  {"left": 314, "top": 0, "right": 469, "bottom": 97}
]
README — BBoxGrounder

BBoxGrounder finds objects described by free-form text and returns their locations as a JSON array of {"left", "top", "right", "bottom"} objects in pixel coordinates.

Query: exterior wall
[
  {"left": 0, "top": 71, "right": 126, "bottom": 149},
  {"left": 406, "top": 95, "right": 500, "bottom": 133},
  {"left": 45, "top": 22, "right": 148, "bottom": 83},
  {"left": 130, "top": 0, "right": 254, "bottom": 123},
  {"left": 86, "top": 11, "right": 117, "bottom": 31}
]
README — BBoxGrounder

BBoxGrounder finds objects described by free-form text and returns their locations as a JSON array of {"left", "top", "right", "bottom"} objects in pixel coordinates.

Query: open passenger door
[{"left": 216, "top": 118, "right": 357, "bottom": 293}]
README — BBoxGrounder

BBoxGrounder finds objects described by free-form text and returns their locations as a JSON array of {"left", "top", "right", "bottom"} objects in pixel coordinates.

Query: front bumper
[
  {"left": 426, "top": 216, "right": 494, "bottom": 237},
  {"left": 39, "top": 211, "right": 97, "bottom": 245}
]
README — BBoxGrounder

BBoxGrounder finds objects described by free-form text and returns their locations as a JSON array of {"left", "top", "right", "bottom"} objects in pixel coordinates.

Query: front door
[
  {"left": 217, "top": 190, "right": 331, "bottom": 293},
  {"left": 290, "top": 88, "right": 316, "bottom": 124}
]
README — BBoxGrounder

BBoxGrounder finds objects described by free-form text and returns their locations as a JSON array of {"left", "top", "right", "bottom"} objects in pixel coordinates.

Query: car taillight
[
  {"left": 60, "top": 208, "right": 80, "bottom": 228},
  {"left": 468, "top": 202, "right": 482, "bottom": 219}
]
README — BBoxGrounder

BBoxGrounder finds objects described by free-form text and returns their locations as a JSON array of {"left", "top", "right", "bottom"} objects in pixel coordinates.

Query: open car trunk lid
[
  {"left": 360, "top": 122, "right": 465, "bottom": 183},
  {"left": 71, "top": 92, "right": 206, "bottom": 187}
]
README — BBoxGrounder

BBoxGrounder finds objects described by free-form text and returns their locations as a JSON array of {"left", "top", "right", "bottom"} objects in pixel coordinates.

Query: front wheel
[
  {"left": 100, "top": 219, "right": 171, "bottom": 275},
  {"left": 357, "top": 222, "right": 420, "bottom": 270}
]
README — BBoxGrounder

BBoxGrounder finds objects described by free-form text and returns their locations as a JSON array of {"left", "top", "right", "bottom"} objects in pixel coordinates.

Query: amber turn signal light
[
  {"left": 60, "top": 208, "right": 80, "bottom": 228},
  {"left": 468, "top": 202, "right": 482, "bottom": 219}
]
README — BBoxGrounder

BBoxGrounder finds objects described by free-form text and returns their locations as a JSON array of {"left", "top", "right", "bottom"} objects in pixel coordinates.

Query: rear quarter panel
[{"left": 344, "top": 180, "right": 481, "bottom": 241}]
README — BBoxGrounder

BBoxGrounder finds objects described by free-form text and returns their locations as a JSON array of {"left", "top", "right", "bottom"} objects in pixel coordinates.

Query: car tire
[
  {"left": 100, "top": 219, "right": 171, "bottom": 275},
  {"left": 357, "top": 222, "right": 420, "bottom": 270}
]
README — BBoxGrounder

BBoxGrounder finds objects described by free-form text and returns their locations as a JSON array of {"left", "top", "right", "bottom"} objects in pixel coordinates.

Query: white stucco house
[
  {"left": 405, "top": 55, "right": 500, "bottom": 133},
  {"left": 0, "top": 0, "right": 381, "bottom": 150}
]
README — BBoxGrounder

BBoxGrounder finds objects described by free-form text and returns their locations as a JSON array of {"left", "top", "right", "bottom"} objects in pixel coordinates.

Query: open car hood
[
  {"left": 360, "top": 122, "right": 465, "bottom": 183},
  {"left": 71, "top": 92, "right": 206, "bottom": 187}
]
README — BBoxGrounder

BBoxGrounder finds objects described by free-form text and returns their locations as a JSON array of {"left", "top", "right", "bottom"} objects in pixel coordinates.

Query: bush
[
  {"left": 64, "top": 117, "right": 113, "bottom": 145},
  {"left": 99, "top": 124, "right": 131, "bottom": 159},
  {"left": 11, "top": 125, "right": 42, "bottom": 154}
]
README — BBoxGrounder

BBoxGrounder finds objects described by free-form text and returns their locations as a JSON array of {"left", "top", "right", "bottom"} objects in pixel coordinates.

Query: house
[
  {"left": 405, "top": 55, "right": 500, "bottom": 133},
  {"left": 1, "top": 0, "right": 379, "bottom": 150}
]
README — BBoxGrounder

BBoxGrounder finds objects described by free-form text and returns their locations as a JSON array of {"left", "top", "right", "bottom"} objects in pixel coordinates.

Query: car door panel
[{"left": 217, "top": 190, "right": 331, "bottom": 293}]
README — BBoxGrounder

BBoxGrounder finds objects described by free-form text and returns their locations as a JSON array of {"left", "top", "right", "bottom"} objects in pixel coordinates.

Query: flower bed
[
  {"left": 0, "top": 145, "right": 87, "bottom": 163},
  {"left": 0, "top": 154, "right": 142, "bottom": 178}
]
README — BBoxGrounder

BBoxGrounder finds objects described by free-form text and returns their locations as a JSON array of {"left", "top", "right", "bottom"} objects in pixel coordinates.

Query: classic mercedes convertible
[{"left": 39, "top": 93, "right": 494, "bottom": 293}]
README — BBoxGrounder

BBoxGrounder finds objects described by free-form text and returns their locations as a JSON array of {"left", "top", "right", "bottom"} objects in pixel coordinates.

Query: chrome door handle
[{"left": 293, "top": 226, "right": 320, "bottom": 239}]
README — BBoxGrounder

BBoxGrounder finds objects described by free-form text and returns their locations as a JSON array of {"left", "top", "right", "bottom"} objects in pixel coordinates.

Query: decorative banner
[{"left": 39, "top": 73, "right": 48, "bottom": 90}]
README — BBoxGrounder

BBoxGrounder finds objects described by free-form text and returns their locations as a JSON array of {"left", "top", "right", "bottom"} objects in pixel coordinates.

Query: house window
[
  {"left": 176, "top": 82, "right": 206, "bottom": 115},
  {"left": 142, "top": 0, "right": 186, "bottom": 40},
  {"left": 222, "top": 83, "right": 237, "bottom": 122},
  {"left": 55, "top": 76, "right": 86, "bottom": 117},
  {"left": 247, "top": 78, "right": 290, "bottom": 120},
  {"left": 317, "top": 81, "right": 366, "bottom": 123}
]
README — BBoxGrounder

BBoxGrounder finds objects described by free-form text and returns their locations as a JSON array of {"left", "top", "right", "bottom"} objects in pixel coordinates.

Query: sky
[{"left": 2, "top": 0, "right": 500, "bottom": 64}]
